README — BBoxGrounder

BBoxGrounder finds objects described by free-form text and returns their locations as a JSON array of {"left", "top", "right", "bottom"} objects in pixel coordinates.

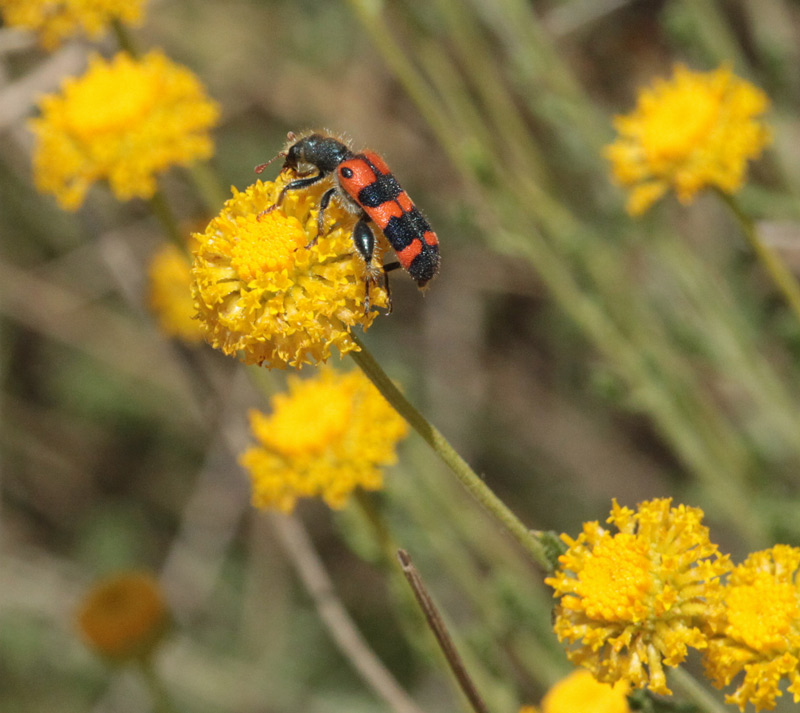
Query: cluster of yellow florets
[
  {"left": 606, "top": 64, "right": 770, "bottom": 215},
  {"left": 703, "top": 545, "right": 800, "bottom": 711},
  {"left": 240, "top": 366, "right": 408, "bottom": 512},
  {"left": 190, "top": 174, "right": 389, "bottom": 368},
  {"left": 30, "top": 50, "right": 219, "bottom": 210},
  {"left": 546, "top": 499, "right": 731, "bottom": 696},
  {"left": 548, "top": 499, "right": 800, "bottom": 712},
  {"left": 0, "top": 0, "right": 144, "bottom": 48}
]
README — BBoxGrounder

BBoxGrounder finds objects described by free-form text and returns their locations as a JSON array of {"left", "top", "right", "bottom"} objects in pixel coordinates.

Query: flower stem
[
  {"left": 149, "top": 187, "right": 186, "bottom": 252},
  {"left": 137, "top": 658, "right": 179, "bottom": 713},
  {"left": 188, "top": 161, "right": 230, "bottom": 215},
  {"left": 353, "top": 488, "right": 396, "bottom": 564},
  {"left": 111, "top": 18, "right": 140, "bottom": 58},
  {"left": 668, "top": 666, "right": 729, "bottom": 713},
  {"left": 718, "top": 190, "right": 800, "bottom": 327},
  {"left": 349, "top": 334, "right": 550, "bottom": 570}
]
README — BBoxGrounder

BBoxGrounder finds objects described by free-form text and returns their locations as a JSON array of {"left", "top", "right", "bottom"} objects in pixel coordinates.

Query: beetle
[{"left": 257, "top": 130, "right": 440, "bottom": 312}]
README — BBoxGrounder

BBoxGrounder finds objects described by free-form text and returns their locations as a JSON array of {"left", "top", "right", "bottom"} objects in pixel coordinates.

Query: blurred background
[{"left": 4, "top": 0, "right": 800, "bottom": 711}]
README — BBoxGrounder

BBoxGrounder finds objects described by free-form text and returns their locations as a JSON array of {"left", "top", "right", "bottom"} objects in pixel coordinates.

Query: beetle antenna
[{"left": 255, "top": 151, "right": 286, "bottom": 174}]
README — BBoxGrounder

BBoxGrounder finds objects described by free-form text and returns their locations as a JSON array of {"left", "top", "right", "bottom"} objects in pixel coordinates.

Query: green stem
[
  {"left": 150, "top": 188, "right": 186, "bottom": 252},
  {"left": 111, "top": 18, "right": 140, "bottom": 57},
  {"left": 352, "top": 488, "right": 396, "bottom": 565},
  {"left": 188, "top": 162, "right": 230, "bottom": 215},
  {"left": 718, "top": 190, "right": 800, "bottom": 327},
  {"left": 137, "top": 658, "right": 179, "bottom": 713},
  {"left": 668, "top": 666, "right": 729, "bottom": 713},
  {"left": 348, "top": 334, "right": 550, "bottom": 570}
]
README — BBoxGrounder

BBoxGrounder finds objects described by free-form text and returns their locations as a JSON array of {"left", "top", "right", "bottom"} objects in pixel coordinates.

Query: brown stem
[{"left": 397, "top": 549, "right": 490, "bottom": 713}]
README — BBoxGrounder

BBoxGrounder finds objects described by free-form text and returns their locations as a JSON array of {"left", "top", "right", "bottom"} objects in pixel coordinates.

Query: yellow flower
[
  {"left": 0, "top": 0, "right": 144, "bottom": 49},
  {"left": 542, "top": 670, "right": 630, "bottom": 713},
  {"left": 76, "top": 571, "right": 169, "bottom": 664},
  {"left": 545, "top": 498, "right": 731, "bottom": 695},
  {"left": 605, "top": 64, "right": 771, "bottom": 215},
  {"left": 704, "top": 545, "right": 800, "bottom": 711},
  {"left": 30, "top": 50, "right": 219, "bottom": 210},
  {"left": 240, "top": 366, "right": 408, "bottom": 512},
  {"left": 147, "top": 242, "right": 205, "bottom": 344},
  {"left": 518, "top": 670, "right": 630, "bottom": 713},
  {"left": 190, "top": 174, "right": 389, "bottom": 368}
]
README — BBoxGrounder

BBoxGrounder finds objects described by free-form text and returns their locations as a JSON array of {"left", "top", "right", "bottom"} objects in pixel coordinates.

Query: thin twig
[
  {"left": 396, "top": 549, "right": 490, "bottom": 713},
  {"left": 269, "top": 514, "right": 427, "bottom": 713}
]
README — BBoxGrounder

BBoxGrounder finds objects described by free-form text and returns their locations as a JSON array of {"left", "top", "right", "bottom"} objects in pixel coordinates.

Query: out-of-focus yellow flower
[
  {"left": 147, "top": 242, "right": 204, "bottom": 344},
  {"left": 545, "top": 498, "right": 731, "bottom": 695},
  {"left": 240, "top": 366, "right": 408, "bottom": 512},
  {"left": 30, "top": 50, "right": 219, "bottom": 210},
  {"left": 704, "top": 545, "right": 800, "bottom": 711},
  {"left": 542, "top": 670, "right": 630, "bottom": 713},
  {"left": 76, "top": 571, "right": 169, "bottom": 664},
  {"left": 605, "top": 64, "right": 770, "bottom": 216},
  {"left": 518, "top": 670, "right": 630, "bottom": 713},
  {"left": 190, "top": 174, "right": 389, "bottom": 368},
  {"left": 0, "top": 0, "right": 144, "bottom": 49}
]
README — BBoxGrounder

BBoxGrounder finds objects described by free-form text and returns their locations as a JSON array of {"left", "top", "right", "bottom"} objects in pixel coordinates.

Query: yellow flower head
[
  {"left": 30, "top": 50, "right": 219, "bottom": 210},
  {"left": 147, "top": 242, "right": 204, "bottom": 344},
  {"left": 704, "top": 545, "right": 800, "bottom": 711},
  {"left": 605, "top": 64, "right": 771, "bottom": 216},
  {"left": 190, "top": 174, "right": 389, "bottom": 368},
  {"left": 545, "top": 498, "right": 731, "bottom": 695},
  {"left": 76, "top": 571, "right": 169, "bottom": 664},
  {"left": 0, "top": 0, "right": 144, "bottom": 49},
  {"left": 240, "top": 366, "right": 408, "bottom": 512},
  {"left": 541, "top": 669, "right": 630, "bottom": 713}
]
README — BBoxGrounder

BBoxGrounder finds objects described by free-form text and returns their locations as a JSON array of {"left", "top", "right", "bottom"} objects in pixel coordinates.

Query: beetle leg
[
  {"left": 259, "top": 172, "right": 326, "bottom": 219},
  {"left": 380, "top": 262, "right": 401, "bottom": 315},
  {"left": 308, "top": 188, "right": 336, "bottom": 247},
  {"left": 352, "top": 218, "right": 380, "bottom": 314}
]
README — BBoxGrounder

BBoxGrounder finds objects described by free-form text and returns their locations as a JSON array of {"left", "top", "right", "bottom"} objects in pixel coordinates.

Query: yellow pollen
[
  {"left": 575, "top": 533, "right": 653, "bottom": 622},
  {"left": 726, "top": 575, "right": 799, "bottom": 651},
  {"left": 65, "top": 60, "right": 155, "bottom": 139},
  {"left": 256, "top": 382, "right": 353, "bottom": 457},
  {"left": 228, "top": 211, "right": 308, "bottom": 283}
]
